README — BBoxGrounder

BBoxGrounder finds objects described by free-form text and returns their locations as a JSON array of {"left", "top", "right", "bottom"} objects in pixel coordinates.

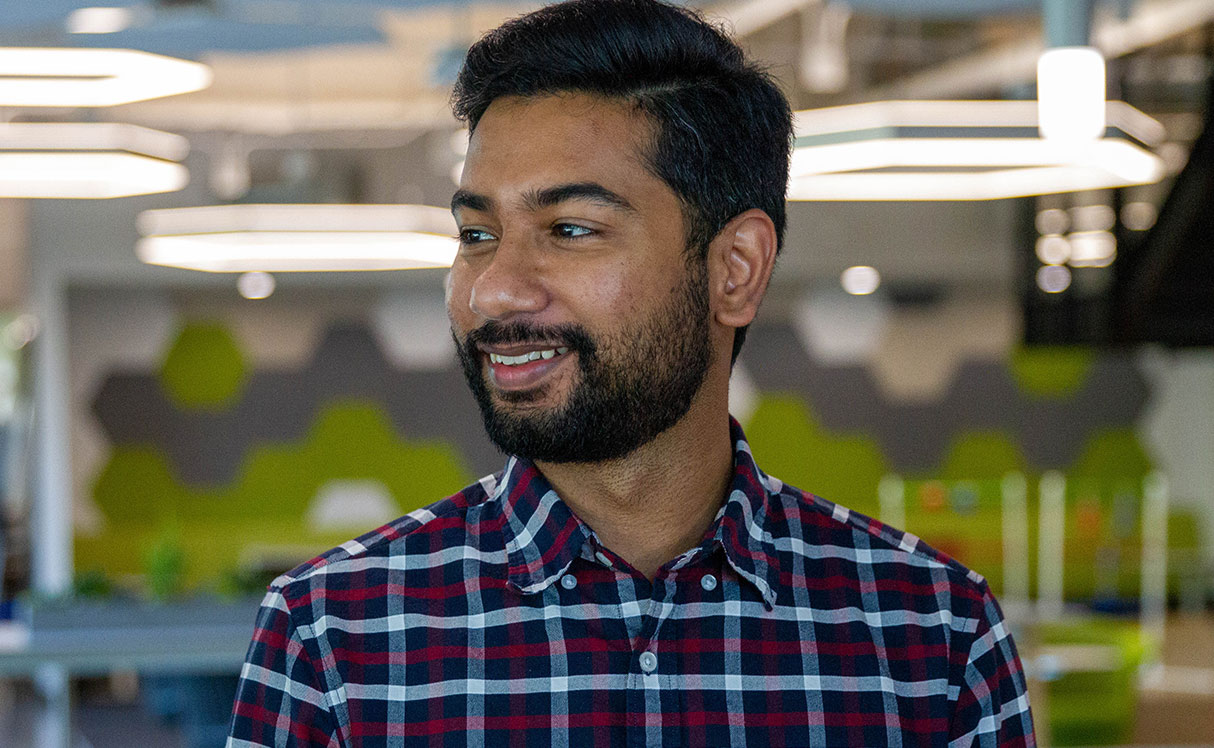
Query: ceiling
[{"left": 1, "top": 0, "right": 1212, "bottom": 302}]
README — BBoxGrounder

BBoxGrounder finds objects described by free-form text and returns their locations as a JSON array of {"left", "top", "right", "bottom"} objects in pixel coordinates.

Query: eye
[
  {"left": 552, "top": 223, "right": 594, "bottom": 240},
  {"left": 458, "top": 227, "right": 497, "bottom": 245}
]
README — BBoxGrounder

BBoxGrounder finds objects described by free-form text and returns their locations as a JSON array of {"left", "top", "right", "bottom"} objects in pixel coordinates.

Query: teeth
[{"left": 489, "top": 347, "right": 569, "bottom": 366}]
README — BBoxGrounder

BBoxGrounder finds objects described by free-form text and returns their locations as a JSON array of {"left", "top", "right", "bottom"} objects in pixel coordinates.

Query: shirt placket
[{"left": 623, "top": 571, "right": 675, "bottom": 748}]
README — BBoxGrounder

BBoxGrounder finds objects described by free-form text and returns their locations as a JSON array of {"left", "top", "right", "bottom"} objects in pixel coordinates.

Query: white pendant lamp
[
  {"left": 787, "top": 100, "right": 1165, "bottom": 201},
  {"left": 0, "top": 47, "right": 211, "bottom": 108},
  {"left": 0, "top": 122, "right": 189, "bottom": 199},
  {"left": 0, "top": 47, "right": 209, "bottom": 198},
  {"left": 136, "top": 204, "right": 459, "bottom": 272}
]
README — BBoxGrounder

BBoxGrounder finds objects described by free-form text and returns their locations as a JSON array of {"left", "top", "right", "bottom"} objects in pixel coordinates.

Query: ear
[{"left": 707, "top": 208, "right": 777, "bottom": 330}]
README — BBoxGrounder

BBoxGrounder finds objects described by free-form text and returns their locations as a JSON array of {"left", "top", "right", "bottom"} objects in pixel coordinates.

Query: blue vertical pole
[{"left": 1043, "top": 0, "right": 1096, "bottom": 48}]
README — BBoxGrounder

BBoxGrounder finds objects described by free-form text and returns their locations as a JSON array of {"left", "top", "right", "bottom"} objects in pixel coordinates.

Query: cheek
[{"left": 445, "top": 265, "right": 477, "bottom": 331}]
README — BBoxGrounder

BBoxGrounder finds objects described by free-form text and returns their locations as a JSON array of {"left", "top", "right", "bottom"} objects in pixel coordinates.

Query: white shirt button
[
  {"left": 638, "top": 651, "right": 658, "bottom": 674},
  {"left": 560, "top": 574, "right": 577, "bottom": 590},
  {"left": 700, "top": 573, "right": 718, "bottom": 591}
]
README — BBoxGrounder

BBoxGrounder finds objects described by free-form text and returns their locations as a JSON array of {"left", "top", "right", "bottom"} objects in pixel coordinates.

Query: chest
[{"left": 316, "top": 568, "right": 956, "bottom": 747}]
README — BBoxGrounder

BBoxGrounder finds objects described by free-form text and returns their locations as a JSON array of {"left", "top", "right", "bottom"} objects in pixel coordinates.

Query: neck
[{"left": 533, "top": 374, "right": 734, "bottom": 582}]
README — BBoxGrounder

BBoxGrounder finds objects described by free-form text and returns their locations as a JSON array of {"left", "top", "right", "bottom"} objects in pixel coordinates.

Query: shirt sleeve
[
  {"left": 227, "top": 587, "right": 341, "bottom": 748},
  {"left": 948, "top": 583, "right": 1036, "bottom": 748}
]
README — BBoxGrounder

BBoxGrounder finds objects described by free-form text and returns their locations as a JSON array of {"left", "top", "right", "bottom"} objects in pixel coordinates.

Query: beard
[{"left": 453, "top": 257, "right": 712, "bottom": 463}]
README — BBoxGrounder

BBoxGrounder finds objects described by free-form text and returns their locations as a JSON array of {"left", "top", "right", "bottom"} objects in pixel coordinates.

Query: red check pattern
[{"left": 228, "top": 419, "right": 1034, "bottom": 747}]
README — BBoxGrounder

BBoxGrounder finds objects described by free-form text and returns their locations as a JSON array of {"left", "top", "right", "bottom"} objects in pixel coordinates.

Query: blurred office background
[{"left": 0, "top": 0, "right": 1212, "bottom": 745}]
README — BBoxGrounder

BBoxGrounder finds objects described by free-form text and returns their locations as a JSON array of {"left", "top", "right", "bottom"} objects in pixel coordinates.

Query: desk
[{"left": 0, "top": 596, "right": 261, "bottom": 748}]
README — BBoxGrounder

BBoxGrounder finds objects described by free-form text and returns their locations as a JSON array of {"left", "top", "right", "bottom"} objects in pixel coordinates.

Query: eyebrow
[
  {"left": 451, "top": 189, "right": 491, "bottom": 214},
  {"left": 524, "top": 182, "right": 637, "bottom": 213},
  {"left": 450, "top": 182, "right": 637, "bottom": 216}
]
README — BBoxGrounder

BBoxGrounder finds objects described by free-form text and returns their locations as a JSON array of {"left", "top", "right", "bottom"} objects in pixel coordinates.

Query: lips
[
  {"left": 480, "top": 344, "right": 574, "bottom": 391},
  {"left": 488, "top": 346, "right": 569, "bottom": 365}
]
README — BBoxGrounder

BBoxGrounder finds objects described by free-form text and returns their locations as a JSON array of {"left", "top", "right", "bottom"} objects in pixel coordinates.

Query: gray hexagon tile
[
  {"left": 92, "top": 322, "right": 501, "bottom": 486},
  {"left": 740, "top": 321, "right": 1150, "bottom": 472}
]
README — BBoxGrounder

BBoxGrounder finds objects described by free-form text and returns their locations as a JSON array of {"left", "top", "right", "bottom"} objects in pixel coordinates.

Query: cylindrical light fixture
[{"left": 1038, "top": 47, "right": 1106, "bottom": 141}]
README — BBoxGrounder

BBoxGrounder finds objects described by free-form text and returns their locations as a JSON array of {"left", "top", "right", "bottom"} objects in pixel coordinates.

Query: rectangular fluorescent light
[
  {"left": 137, "top": 204, "right": 460, "bottom": 272},
  {"left": 788, "top": 100, "right": 1166, "bottom": 201},
  {"left": 0, "top": 48, "right": 211, "bottom": 107},
  {"left": 0, "top": 122, "right": 189, "bottom": 198}
]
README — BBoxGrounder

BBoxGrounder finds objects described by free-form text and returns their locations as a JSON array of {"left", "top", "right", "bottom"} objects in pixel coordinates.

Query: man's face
[{"left": 447, "top": 94, "right": 713, "bottom": 463}]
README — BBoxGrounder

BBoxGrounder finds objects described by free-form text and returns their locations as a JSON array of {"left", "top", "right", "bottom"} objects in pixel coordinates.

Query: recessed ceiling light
[
  {"left": 237, "top": 271, "right": 276, "bottom": 300},
  {"left": 840, "top": 265, "right": 880, "bottom": 295}
]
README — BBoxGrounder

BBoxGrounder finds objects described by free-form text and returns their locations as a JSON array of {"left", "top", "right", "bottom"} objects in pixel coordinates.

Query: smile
[{"left": 488, "top": 346, "right": 569, "bottom": 366}]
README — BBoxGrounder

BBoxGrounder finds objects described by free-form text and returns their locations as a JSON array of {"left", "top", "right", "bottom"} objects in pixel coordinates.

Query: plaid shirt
[{"left": 228, "top": 420, "right": 1034, "bottom": 747}]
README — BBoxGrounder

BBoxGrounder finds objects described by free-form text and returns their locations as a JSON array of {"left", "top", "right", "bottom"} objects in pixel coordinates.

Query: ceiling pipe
[
  {"left": 862, "top": 0, "right": 1214, "bottom": 100},
  {"left": 1044, "top": 0, "right": 1095, "bottom": 47}
]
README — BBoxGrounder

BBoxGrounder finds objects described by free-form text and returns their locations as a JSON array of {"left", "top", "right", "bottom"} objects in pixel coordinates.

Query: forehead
[{"left": 462, "top": 93, "right": 655, "bottom": 188}]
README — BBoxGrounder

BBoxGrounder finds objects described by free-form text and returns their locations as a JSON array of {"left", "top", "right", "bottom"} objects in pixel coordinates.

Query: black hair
[{"left": 451, "top": 0, "right": 793, "bottom": 363}]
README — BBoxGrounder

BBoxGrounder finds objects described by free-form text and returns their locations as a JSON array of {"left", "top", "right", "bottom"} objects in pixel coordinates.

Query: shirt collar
[
  {"left": 497, "top": 418, "right": 780, "bottom": 607},
  {"left": 706, "top": 417, "right": 781, "bottom": 609},
  {"left": 497, "top": 456, "right": 593, "bottom": 594}
]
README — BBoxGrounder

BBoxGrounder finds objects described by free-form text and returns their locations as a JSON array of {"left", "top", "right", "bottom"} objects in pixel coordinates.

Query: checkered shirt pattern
[{"left": 228, "top": 419, "right": 1034, "bottom": 747}]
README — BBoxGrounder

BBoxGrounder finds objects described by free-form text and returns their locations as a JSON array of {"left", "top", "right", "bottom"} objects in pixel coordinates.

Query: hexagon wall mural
[{"left": 76, "top": 299, "right": 1203, "bottom": 602}]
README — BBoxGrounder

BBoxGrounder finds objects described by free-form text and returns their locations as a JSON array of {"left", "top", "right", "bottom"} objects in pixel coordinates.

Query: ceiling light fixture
[
  {"left": 788, "top": 100, "right": 1166, "bottom": 201},
  {"left": 0, "top": 47, "right": 211, "bottom": 107},
  {"left": 136, "top": 204, "right": 459, "bottom": 272},
  {"left": 0, "top": 122, "right": 189, "bottom": 198},
  {"left": 840, "top": 265, "right": 880, "bottom": 295},
  {"left": 66, "top": 7, "right": 136, "bottom": 35},
  {"left": 1037, "top": 47, "right": 1106, "bottom": 141}
]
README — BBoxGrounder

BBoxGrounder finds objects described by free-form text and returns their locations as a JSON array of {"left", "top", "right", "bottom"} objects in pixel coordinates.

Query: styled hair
[{"left": 451, "top": 0, "right": 793, "bottom": 363}]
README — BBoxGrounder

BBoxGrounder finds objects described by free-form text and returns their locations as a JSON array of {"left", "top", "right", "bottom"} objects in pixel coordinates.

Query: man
[{"left": 228, "top": 0, "right": 1035, "bottom": 745}]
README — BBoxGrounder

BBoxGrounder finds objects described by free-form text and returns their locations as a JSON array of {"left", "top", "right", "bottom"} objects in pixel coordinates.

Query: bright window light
[
  {"left": 0, "top": 122, "right": 189, "bottom": 198},
  {"left": 1068, "top": 230, "right": 1117, "bottom": 267},
  {"left": 1121, "top": 201, "right": 1157, "bottom": 231},
  {"left": 0, "top": 48, "right": 211, "bottom": 107},
  {"left": 840, "top": 265, "right": 880, "bottom": 295},
  {"left": 1038, "top": 47, "right": 1106, "bottom": 141},
  {"left": 66, "top": 7, "right": 135, "bottom": 35},
  {"left": 1069, "top": 204, "right": 1116, "bottom": 232},
  {"left": 1035, "top": 208, "right": 1069, "bottom": 236},
  {"left": 1037, "top": 265, "right": 1072, "bottom": 294},
  {"left": 137, "top": 204, "right": 459, "bottom": 272},
  {"left": 1036, "top": 235, "right": 1070, "bottom": 266}
]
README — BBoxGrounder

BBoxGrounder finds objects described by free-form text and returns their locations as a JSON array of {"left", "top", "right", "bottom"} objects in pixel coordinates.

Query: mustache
[{"left": 464, "top": 320, "right": 596, "bottom": 355}]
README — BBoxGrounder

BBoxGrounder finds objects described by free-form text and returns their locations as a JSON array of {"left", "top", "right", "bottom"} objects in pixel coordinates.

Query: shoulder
[
  {"left": 763, "top": 474, "right": 992, "bottom": 607},
  {"left": 268, "top": 471, "right": 504, "bottom": 601}
]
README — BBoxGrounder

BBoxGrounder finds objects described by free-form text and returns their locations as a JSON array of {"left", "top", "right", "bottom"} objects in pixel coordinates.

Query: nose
[{"left": 467, "top": 238, "right": 549, "bottom": 321}]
